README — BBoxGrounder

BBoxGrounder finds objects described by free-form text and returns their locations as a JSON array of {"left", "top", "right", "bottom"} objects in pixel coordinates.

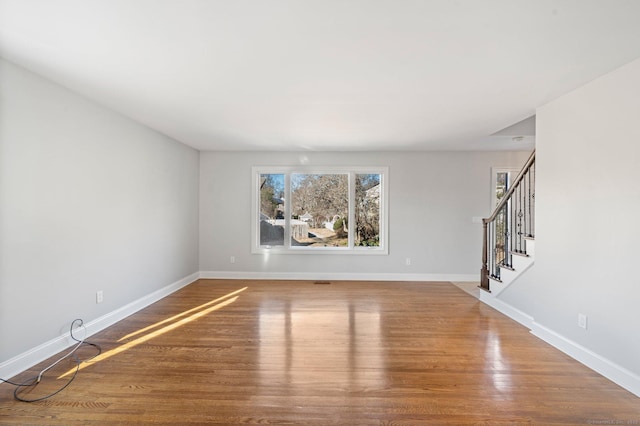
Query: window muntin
[
  {"left": 259, "top": 173, "right": 285, "bottom": 247},
  {"left": 252, "top": 167, "right": 388, "bottom": 254}
]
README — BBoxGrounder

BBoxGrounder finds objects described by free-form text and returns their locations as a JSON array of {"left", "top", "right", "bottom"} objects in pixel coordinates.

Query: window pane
[
  {"left": 496, "top": 172, "right": 508, "bottom": 206},
  {"left": 355, "top": 174, "right": 381, "bottom": 247},
  {"left": 291, "top": 173, "right": 348, "bottom": 247},
  {"left": 259, "top": 173, "right": 285, "bottom": 246}
]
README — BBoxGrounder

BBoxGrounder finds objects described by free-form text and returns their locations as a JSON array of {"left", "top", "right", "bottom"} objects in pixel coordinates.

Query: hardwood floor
[{"left": 1, "top": 279, "right": 639, "bottom": 425}]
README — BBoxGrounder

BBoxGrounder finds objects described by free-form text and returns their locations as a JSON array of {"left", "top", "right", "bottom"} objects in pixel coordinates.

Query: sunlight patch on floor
[{"left": 57, "top": 288, "right": 247, "bottom": 379}]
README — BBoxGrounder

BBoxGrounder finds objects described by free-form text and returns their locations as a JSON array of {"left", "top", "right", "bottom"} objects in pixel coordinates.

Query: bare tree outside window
[
  {"left": 355, "top": 174, "right": 381, "bottom": 246},
  {"left": 291, "top": 173, "right": 348, "bottom": 247}
]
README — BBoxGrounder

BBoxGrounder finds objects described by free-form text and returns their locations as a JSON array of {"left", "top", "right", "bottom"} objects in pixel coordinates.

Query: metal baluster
[
  {"left": 518, "top": 175, "right": 527, "bottom": 253},
  {"left": 510, "top": 185, "right": 515, "bottom": 256},
  {"left": 491, "top": 221, "right": 495, "bottom": 279},
  {"left": 503, "top": 203, "right": 509, "bottom": 269},
  {"left": 518, "top": 181, "right": 523, "bottom": 253},
  {"left": 531, "top": 163, "right": 535, "bottom": 237},
  {"left": 496, "top": 215, "right": 501, "bottom": 279},
  {"left": 518, "top": 180, "right": 522, "bottom": 253},
  {"left": 527, "top": 168, "right": 533, "bottom": 237},
  {"left": 508, "top": 195, "right": 513, "bottom": 264},
  {"left": 491, "top": 220, "right": 496, "bottom": 279}
]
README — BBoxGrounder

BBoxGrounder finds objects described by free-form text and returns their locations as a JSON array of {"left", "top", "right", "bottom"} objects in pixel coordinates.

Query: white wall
[
  {"left": 200, "top": 150, "right": 530, "bottom": 279},
  {"left": 499, "top": 58, "right": 640, "bottom": 378},
  {"left": 0, "top": 58, "right": 200, "bottom": 363}
]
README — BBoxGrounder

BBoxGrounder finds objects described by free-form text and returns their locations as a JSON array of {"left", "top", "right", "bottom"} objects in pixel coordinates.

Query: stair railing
[{"left": 481, "top": 150, "right": 536, "bottom": 292}]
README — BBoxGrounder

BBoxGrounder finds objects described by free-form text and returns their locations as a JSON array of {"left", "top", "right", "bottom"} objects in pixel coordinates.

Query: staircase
[{"left": 480, "top": 150, "right": 535, "bottom": 298}]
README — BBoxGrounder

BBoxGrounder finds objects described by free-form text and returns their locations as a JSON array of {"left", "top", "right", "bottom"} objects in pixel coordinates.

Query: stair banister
[{"left": 481, "top": 150, "right": 536, "bottom": 292}]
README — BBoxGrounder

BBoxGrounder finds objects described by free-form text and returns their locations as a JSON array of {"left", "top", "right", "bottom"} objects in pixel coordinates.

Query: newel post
[{"left": 480, "top": 220, "right": 490, "bottom": 292}]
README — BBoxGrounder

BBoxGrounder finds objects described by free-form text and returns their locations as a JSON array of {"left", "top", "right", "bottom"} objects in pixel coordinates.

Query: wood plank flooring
[{"left": 1, "top": 279, "right": 639, "bottom": 425}]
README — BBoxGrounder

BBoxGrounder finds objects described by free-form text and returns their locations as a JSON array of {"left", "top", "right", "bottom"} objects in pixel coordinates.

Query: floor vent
[{"left": 314, "top": 281, "right": 331, "bottom": 285}]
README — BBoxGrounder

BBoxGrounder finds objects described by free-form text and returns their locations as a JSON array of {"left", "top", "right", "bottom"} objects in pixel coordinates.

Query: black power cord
[{"left": 1, "top": 319, "right": 102, "bottom": 402}]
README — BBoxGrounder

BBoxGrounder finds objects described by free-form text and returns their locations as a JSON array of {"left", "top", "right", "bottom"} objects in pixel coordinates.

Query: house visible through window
[{"left": 252, "top": 167, "right": 388, "bottom": 254}]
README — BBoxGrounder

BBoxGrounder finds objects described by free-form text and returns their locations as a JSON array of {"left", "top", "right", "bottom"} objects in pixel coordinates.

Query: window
[
  {"left": 491, "top": 167, "right": 520, "bottom": 208},
  {"left": 252, "top": 167, "right": 388, "bottom": 254}
]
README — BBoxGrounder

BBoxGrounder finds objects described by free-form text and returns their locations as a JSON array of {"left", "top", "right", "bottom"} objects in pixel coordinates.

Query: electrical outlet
[
  {"left": 405, "top": 257, "right": 411, "bottom": 266},
  {"left": 230, "top": 256, "right": 236, "bottom": 264},
  {"left": 578, "top": 313, "right": 587, "bottom": 329},
  {"left": 96, "top": 290, "right": 104, "bottom": 304}
]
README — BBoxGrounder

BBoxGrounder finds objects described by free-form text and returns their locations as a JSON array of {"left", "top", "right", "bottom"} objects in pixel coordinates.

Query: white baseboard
[
  {"left": 479, "top": 292, "right": 535, "bottom": 329},
  {"left": 531, "top": 322, "right": 640, "bottom": 398},
  {"left": 0, "top": 272, "right": 199, "bottom": 382},
  {"left": 199, "top": 270, "right": 478, "bottom": 282}
]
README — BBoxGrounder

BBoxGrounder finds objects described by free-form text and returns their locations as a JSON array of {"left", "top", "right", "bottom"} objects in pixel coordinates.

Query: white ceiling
[{"left": 1, "top": 1, "right": 640, "bottom": 152}]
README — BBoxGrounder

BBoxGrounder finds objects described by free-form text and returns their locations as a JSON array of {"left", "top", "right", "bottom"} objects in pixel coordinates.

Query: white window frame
[{"left": 251, "top": 166, "right": 389, "bottom": 255}]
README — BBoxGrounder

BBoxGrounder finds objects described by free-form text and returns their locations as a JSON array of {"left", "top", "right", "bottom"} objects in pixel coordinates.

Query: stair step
[
  {"left": 488, "top": 275, "right": 502, "bottom": 283},
  {"left": 523, "top": 235, "right": 535, "bottom": 240},
  {"left": 510, "top": 250, "right": 530, "bottom": 257},
  {"left": 499, "top": 263, "right": 515, "bottom": 271}
]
